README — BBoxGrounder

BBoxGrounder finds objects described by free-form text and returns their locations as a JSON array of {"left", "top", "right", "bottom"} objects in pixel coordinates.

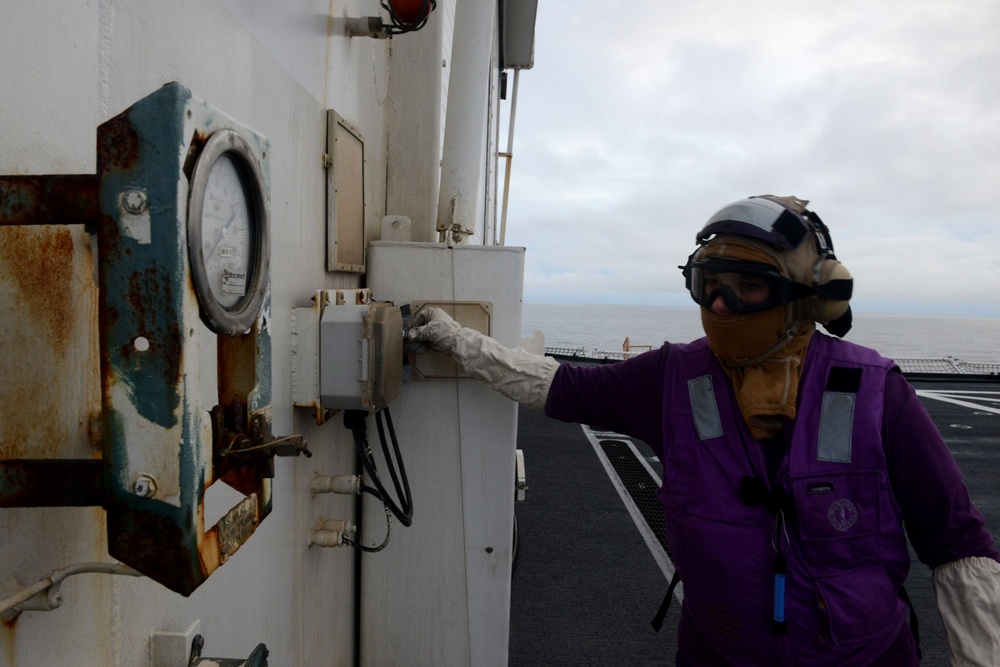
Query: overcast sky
[{"left": 501, "top": 0, "right": 1000, "bottom": 317}]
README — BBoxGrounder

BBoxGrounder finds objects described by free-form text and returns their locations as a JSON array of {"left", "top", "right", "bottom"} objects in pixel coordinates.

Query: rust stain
[
  {"left": 0, "top": 175, "right": 99, "bottom": 227},
  {"left": 106, "top": 504, "right": 209, "bottom": 596},
  {"left": 219, "top": 465, "right": 260, "bottom": 497},
  {"left": 217, "top": 333, "right": 256, "bottom": 406},
  {"left": 0, "top": 224, "right": 99, "bottom": 460},
  {"left": 200, "top": 525, "right": 222, "bottom": 573},
  {"left": 125, "top": 265, "right": 184, "bottom": 372},
  {"left": 0, "top": 460, "right": 104, "bottom": 507},
  {"left": 0, "top": 226, "right": 75, "bottom": 356},
  {"left": 99, "top": 264, "right": 184, "bottom": 428},
  {"left": 97, "top": 114, "right": 141, "bottom": 176},
  {"left": 85, "top": 222, "right": 103, "bottom": 454},
  {"left": 3, "top": 615, "right": 16, "bottom": 665},
  {"left": 182, "top": 129, "right": 210, "bottom": 179}
]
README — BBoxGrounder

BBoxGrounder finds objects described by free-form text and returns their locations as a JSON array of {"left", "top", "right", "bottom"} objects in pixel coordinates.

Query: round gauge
[{"left": 187, "top": 129, "right": 270, "bottom": 336}]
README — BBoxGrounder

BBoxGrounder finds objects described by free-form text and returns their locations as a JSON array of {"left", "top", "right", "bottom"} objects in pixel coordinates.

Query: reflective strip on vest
[
  {"left": 817, "top": 391, "right": 855, "bottom": 462},
  {"left": 688, "top": 374, "right": 723, "bottom": 440}
]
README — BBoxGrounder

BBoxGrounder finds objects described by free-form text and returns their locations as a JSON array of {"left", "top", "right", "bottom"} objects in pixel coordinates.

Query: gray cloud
[{"left": 502, "top": 0, "right": 1000, "bottom": 316}]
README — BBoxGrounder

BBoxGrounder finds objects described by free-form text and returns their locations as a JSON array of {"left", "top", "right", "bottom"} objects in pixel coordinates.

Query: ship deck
[{"left": 508, "top": 368, "right": 999, "bottom": 665}]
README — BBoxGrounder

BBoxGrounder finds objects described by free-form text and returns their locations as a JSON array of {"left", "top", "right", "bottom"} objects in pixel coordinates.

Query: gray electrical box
[{"left": 319, "top": 302, "right": 403, "bottom": 411}]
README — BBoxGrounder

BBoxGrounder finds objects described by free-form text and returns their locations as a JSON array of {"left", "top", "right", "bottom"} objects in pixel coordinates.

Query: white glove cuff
[{"left": 932, "top": 555, "right": 1000, "bottom": 666}]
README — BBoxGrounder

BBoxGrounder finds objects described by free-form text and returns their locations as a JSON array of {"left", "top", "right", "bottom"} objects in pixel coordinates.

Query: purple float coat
[{"left": 545, "top": 332, "right": 998, "bottom": 665}]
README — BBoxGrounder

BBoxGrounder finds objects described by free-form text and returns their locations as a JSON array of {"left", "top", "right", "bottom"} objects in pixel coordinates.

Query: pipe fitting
[
  {"left": 308, "top": 529, "right": 344, "bottom": 548},
  {"left": 320, "top": 519, "right": 356, "bottom": 537},
  {"left": 311, "top": 474, "right": 361, "bottom": 496},
  {"left": 345, "top": 16, "right": 389, "bottom": 39}
]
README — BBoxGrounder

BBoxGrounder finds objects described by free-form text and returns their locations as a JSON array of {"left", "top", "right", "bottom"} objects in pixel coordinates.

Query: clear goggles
[{"left": 682, "top": 256, "right": 809, "bottom": 313}]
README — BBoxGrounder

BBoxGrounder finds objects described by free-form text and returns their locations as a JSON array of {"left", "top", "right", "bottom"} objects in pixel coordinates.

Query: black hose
[{"left": 345, "top": 408, "right": 413, "bottom": 527}]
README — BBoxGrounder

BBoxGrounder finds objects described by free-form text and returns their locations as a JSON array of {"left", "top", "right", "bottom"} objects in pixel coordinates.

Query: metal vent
[{"left": 598, "top": 439, "right": 670, "bottom": 557}]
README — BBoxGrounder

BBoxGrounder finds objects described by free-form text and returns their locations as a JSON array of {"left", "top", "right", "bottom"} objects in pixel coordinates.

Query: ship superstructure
[{"left": 0, "top": 1, "right": 537, "bottom": 664}]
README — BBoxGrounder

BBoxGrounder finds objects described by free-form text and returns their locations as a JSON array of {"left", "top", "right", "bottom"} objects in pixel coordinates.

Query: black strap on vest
[
  {"left": 739, "top": 475, "right": 796, "bottom": 519},
  {"left": 898, "top": 585, "right": 920, "bottom": 647},
  {"left": 651, "top": 570, "right": 682, "bottom": 632},
  {"left": 826, "top": 365, "right": 863, "bottom": 392}
]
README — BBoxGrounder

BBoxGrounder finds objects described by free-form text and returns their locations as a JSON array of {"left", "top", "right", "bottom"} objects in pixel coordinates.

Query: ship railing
[
  {"left": 893, "top": 357, "right": 1000, "bottom": 377},
  {"left": 545, "top": 348, "right": 1000, "bottom": 377},
  {"left": 545, "top": 346, "right": 589, "bottom": 358}
]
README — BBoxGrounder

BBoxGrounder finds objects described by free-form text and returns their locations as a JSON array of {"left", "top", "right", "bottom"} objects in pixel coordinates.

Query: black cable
[
  {"left": 375, "top": 409, "right": 411, "bottom": 517},
  {"left": 376, "top": 407, "right": 413, "bottom": 525},
  {"left": 345, "top": 408, "right": 413, "bottom": 528},
  {"left": 343, "top": 502, "right": 392, "bottom": 553}
]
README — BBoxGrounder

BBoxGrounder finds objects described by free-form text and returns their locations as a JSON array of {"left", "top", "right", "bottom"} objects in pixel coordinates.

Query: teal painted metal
[
  {"left": 98, "top": 83, "right": 189, "bottom": 430},
  {"left": 96, "top": 83, "right": 275, "bottom": 596}
]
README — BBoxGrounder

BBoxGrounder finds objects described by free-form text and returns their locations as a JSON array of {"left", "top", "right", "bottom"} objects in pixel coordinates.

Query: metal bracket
[
  {"left": 212, "top": 405, "right": 310, "bottom": 482},
  {"left": 188, "top": 635, "right": 269, "bottom": 667},
  {"left": 0, "top": 459, "right": 104, "bottom": 507},
  {"left": 95, "top": 83, "right": 276, "bottom": 596}
]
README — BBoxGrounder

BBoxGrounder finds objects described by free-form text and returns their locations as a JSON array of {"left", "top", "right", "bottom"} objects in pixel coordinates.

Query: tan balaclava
[
  {"left": 692, "top": 195, "right": 853, "bottom": 438},
  {"left": 699, "top": 235, "right": 815, "bottom": 439}
]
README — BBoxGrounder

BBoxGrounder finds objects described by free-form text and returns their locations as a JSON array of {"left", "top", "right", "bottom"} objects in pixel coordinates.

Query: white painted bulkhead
[
  {"left": 0, "top": 0, "right": 517, "bottom": 665},
  {"left": 366, "top": 242, "right": 524, "bottom": 666}
]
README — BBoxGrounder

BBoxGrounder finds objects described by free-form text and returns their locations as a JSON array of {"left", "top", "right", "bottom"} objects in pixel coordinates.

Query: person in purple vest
[{"left": 408, "top": 195, "right": 1000, "bottom": 665}]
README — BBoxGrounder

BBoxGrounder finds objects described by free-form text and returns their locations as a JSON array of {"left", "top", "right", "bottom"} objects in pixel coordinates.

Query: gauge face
[
  {"left": 202, "top": 156, "right": 254, "bottom": 309},
  {"left": 188, "top": 129, "right": 270, "bottom": 336}
]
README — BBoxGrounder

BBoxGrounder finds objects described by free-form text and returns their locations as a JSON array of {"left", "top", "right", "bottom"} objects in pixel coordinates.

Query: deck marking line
[{"left": 916, "top": 391, "right": 1000, "bottom": 415}]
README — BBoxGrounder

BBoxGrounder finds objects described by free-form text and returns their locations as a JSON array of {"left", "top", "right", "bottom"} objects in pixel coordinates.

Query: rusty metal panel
[
  {"left": 0, "top": 460, "right": 104, "bottom": 507},
  {"left": 0, "top": 224, "right": 102, "bottom": 462},
  {"left": 0, "top": 175, "right": 99, "bottom": 227}
]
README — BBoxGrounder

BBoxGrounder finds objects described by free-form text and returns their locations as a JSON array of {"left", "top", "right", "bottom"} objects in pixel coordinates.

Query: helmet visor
[
  {"left": 683, "top": 257, "right": 800, "bottom": 313},
  {"left": 698, "top": 198, "right": 810, "bottom": 251}
]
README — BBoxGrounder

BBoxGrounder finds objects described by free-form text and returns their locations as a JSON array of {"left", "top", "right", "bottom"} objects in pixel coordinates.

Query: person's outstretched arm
[{"left": 408, "top": 307, "right": 559, "bottom": 410}]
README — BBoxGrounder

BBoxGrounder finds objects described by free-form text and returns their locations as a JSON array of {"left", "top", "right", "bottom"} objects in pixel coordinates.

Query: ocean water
[{"left": 521, "top": 302, "right": 1000, "bottom": 364}]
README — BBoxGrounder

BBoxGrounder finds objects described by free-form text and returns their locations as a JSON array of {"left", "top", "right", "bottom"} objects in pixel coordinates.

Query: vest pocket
[
  {"left": 813, "top": 564, "right": 899, "bottom": 646},
  {"left": 675, "top": 514, "right": 772, "bottom": 655},
  {"left": 791, "top": 470, "right": 883, "bottom": 567}
]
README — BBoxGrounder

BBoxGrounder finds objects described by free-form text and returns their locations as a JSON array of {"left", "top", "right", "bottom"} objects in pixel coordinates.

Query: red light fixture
[
  {"left": 383, "top": 0, "right": 436, "bottom": 31},
  {"left": 346, "top": 0, "right": 437, "bottom": 39}
]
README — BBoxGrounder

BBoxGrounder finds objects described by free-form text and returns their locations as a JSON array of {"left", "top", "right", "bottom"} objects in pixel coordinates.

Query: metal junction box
[{"left": 319, "top": 302, "right": 403, "bottom": 412}]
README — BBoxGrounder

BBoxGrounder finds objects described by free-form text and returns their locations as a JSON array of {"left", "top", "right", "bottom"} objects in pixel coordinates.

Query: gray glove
[
  {"left": 408, "top": 307, "right": 558, "bottom": 410},
  {"left": 407, "top": 306, "right": 463, "bottom": 354}
]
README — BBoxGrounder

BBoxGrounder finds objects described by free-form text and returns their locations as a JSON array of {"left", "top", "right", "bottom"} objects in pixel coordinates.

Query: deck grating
[{"left": 598, "top": 439, "right": 671, "bottom": 557}]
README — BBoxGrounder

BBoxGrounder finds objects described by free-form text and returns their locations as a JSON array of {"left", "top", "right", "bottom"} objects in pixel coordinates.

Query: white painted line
[
  {"left": 915, "top": 391, "right": 1000, "bottom": 415},
  {"left": 921, "top": 391, "right": 1000, "bottom": 395}
]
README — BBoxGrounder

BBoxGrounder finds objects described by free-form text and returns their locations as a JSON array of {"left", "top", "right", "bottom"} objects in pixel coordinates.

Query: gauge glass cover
[
  {"left": 202, "top": 156, "right": 254, "bottom": 309},
  {"left": 187, "top": 128, "right": 270, "bottom": 336}
]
